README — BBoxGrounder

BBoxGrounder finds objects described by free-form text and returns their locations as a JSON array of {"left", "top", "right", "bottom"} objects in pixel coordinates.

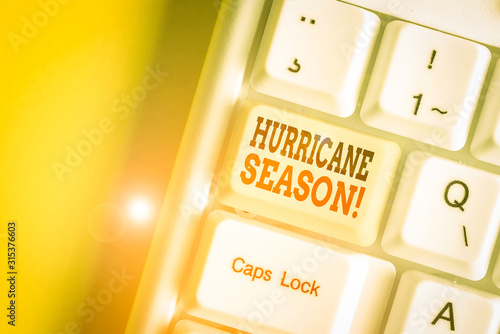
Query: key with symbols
[
  {"left": 382, "top": 151, "right": 500, "bottom": 280},
  {"left": 251, "top": 0, "right": 379, "bottom": 117},
  {"left": 360, "top": 20, "right": 490, "bottom": 151}
]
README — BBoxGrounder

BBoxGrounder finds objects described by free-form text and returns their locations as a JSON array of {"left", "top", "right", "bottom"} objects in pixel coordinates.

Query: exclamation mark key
[{"left": 360, "top": 21, "right": 490, "bottom": 151}]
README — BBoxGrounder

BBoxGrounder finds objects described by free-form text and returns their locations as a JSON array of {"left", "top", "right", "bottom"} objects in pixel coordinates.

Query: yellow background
[{"left": 1, "top": 0, "right": 217, "bottom": 332}]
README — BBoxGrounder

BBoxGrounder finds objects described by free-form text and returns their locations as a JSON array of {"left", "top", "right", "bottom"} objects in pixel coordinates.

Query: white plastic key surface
[
  {"left": 382, "top": 152, "right": 500, "bottom": 280},
  {"left": 251, "top": 0, "right": 379, "bottom": 117},
  {"left": 216, "top": 102, "right": 400, "bottom": 246},
  {"left": 183, "top": 210, "right": 395, "bottom": 334},
  {"left": 360, "top": 20, "right": 490, "bottom": 151},
  {"left": 384, "top": 271, "right": 500, "bottom": 334},
  {"left": 471, "top": 60, "right": 500, "bottom": 166}
]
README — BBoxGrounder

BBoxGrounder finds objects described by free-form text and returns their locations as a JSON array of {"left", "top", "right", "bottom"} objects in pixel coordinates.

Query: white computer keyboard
[{"left": 126, "top": 0, "right": 500, "bottom": 333}]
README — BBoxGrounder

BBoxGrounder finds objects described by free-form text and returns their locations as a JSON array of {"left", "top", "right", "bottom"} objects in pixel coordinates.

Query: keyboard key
[
  {"left": 172, "top": 320, "right": 230, "bottom": 334},
  {"left": 360, "top": 20, "right": 490, "bottom": 151},
  {"left": 384, "top": 271, "right": 500, "bottom": 334},
  {"left": 251, "top": 0, "right": 379, "bottom": 117},
  {"left": 471, "top": 60, "right": 500, "bottom": 166},
  {"left": 216, "top": 102, "right": 400, "bottom": 246},
  {"left": 382, "top": 152, "right": 500, "bottom": 280},
  {"left": 183, "top": 211, "right": 395, "bottom": 334}
]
